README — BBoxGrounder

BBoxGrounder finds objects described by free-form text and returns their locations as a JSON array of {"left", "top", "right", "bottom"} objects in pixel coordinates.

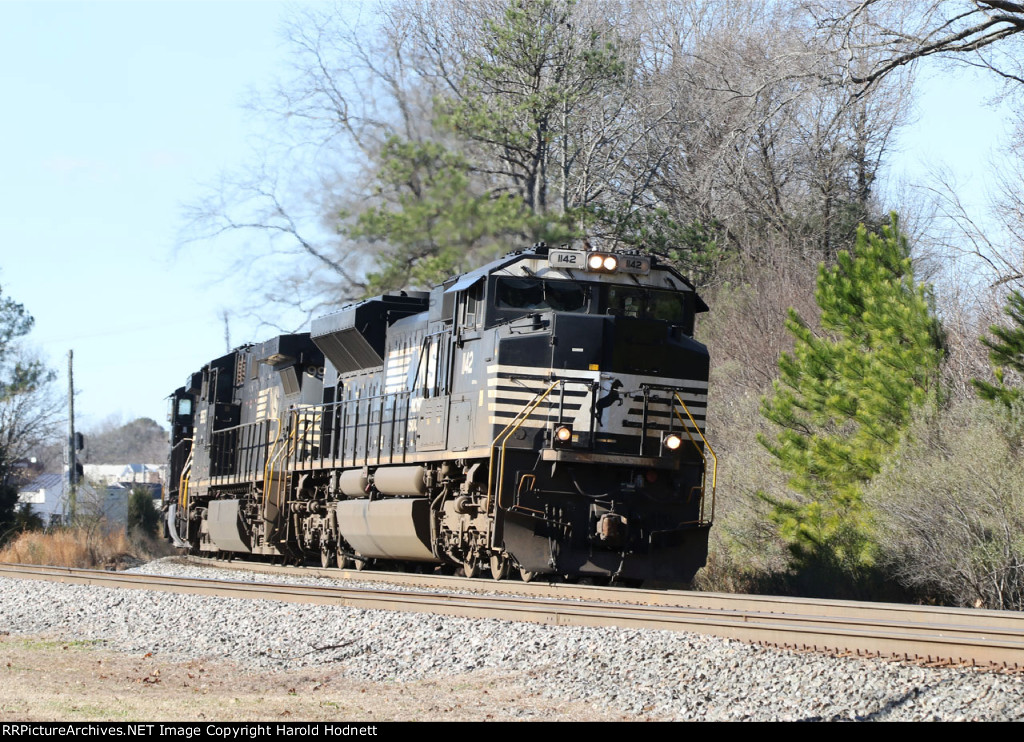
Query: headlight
[
  {"left": 586, "top": 252, "right": 619, "bottom": 273},
  {"left": 554, "top": 424, "right": 573, "bottom": 445},
  {"left": 662, "top": 432, "right": 683, "bottom": 452}
]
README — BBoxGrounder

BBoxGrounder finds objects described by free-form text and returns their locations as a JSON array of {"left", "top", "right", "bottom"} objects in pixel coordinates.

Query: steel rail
[
  {"left": 2, "top": 562, "right": 1023, "bottom": 670},
  {"left": 183, "top": 557, "right": 1024, "bottom": 633}
]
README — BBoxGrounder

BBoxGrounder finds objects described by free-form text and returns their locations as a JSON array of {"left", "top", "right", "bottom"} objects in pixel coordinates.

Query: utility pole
[{"left": 66, "top": 349, "right": 77, "bottom": 523}]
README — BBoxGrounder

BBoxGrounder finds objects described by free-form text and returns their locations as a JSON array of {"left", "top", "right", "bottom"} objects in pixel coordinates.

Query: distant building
[
  {"left": 97, "top": 483, "right": 129, "bottom": 527},
  {"left": 17, "top": 473, "right": 77, "bottom": 527},
  {"left": 17, "top": 474, "right": 132, "bottom": 530},
  {"left": 83, "top": 463, "right": 166, "bottom": 487},
  {"left": 8, "top": 457, "right": 44, "bottom": 484}
]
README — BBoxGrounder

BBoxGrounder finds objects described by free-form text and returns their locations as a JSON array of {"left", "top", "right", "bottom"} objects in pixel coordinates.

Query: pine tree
[
  {"left": 347, "top": 137, "right": 558, "bottom": 294},
  {"left": 973, "top": 289, "right": 1024, "bottom": 410},
  {"left": 438, "top": 0, "right": 625, "bottom": 218},
  {"left": 759, "top": 215, "right": 944, "bottom": 572}
]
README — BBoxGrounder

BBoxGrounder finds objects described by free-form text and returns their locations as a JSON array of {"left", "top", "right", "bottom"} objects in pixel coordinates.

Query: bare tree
[
  {"left": 182, "top": 2, "right": 439, "bottom": 321},
  {"left": 0, "top": 348, "right": 62, "bottom": 470},
  {"left": 814, "top": 1, "right": 1024, "bottom": 92},
  {"left": 188, "top": 0, "right": 915, "bottom": 322},
  {"left": 815, "top": 4, "right": 1024, "bottom": 400},
  {"left": 815, "top": 2, "right": 1024, "bottom": 281},
  {"left": 81, "top": 417, "right": 169, "bottom": 466},
  {"left": 631, "top": 1, "right": 911, "bottom": 269},
  {"left": 907, "top": 110, "right": 1024, "bottom": 292},
  {"left": 0, "top": 282, "right": 62, "bottom": 540},
  {"left": 0, "top": 283, "right": 60, "bottom": 479},
  {"left": 183, "top": 165, "right": 372, "bottom": 326}
]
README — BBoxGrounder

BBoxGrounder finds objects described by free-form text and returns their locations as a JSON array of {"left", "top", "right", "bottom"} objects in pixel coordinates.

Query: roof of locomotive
[
  {"left": 440, "top": 242, "right": 707, "bottom": 311},
  {"left": 316, "top": 242, "right": 707, "bottom": 326}
]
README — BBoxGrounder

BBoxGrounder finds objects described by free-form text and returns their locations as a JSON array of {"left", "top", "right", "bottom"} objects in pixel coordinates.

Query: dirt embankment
[{"left": 0, "top": 634, "right": 637, "bottom": 722}]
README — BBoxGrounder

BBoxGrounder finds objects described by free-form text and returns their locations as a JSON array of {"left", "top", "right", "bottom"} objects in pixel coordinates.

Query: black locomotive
[{"left": 164, "top": 243, "right": 715, "bottom": 584}]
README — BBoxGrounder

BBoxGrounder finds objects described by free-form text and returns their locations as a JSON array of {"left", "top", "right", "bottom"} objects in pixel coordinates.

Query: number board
[
  {"left": 548, "top": 249, "right": 584, "bottom": 268},
  {"left": 616, "top": 255, "right": 651, "bottom": 275}
]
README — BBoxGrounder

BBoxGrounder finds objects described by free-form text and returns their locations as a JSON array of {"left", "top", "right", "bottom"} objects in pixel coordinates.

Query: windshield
[
  {"left": 495, "top": 278, "right": 587, "bottom": 312},
  {"left": 606, "top": 286, "right": 688, "bottom": 324},
  {"left": 490, "top": 277, "right": 692, "bottom": 331}
]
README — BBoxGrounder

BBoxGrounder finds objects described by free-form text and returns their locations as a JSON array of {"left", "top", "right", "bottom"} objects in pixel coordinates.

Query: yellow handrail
[
  {"left": 486, "top": 380, "right": 560, "bottom": 514},
  {"left": 261, "top": 416, "right": 287, "bottom": 518},
  {"left": 672, "top": 393, "right": 717, "bottom": 523},
  {"left": 177, "top": 441, "right": 193, "bottom": 514}
]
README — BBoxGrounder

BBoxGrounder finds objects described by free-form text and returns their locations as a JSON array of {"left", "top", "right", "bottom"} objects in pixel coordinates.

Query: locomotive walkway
[{"left": 2, "top": 560, "right": 1022, "bottom": 672}]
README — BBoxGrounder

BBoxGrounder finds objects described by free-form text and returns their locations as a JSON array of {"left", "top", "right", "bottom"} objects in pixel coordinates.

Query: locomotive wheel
[
  {"left": 320, "top": 548, "right": 335, "bottom": 569},
  {"left": 463, "top": 557, "right": 481, "bottom": 579},
  {"left": 519, "top": 567, "right": 538, "bottom": 583},
  {"left": 337, "top": 541, "right": 353, "bottom": 569},
  {"left": 489, "top": 554, "right": 511, "bottom": 581},
  {"left": 354, "top": 557, "right": 369, "bottom": 571}
]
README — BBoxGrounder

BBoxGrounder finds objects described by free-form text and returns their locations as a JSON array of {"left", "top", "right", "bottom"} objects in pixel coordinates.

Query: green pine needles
[
  {"left": 350, "top": 137, "right": 552, "bottom": 294},
  {"left": 759, "top": 215, "right": 944, "bottom": 574},
  {"left": 973, "top": 289, "right": 1024, "bottom": 410}
]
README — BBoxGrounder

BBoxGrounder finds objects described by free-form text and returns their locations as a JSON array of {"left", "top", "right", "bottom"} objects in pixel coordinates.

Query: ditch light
[
  {"left": 553, "top": 424, "right": 574, "bottom": 446},
  {"left": 662, "top": 432, "right": 683, "bottom": 453}
]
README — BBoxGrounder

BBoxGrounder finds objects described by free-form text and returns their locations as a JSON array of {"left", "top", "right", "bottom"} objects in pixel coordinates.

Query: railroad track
[{"left": 1, "top": 560, "right": 1023, "bottom": 671}]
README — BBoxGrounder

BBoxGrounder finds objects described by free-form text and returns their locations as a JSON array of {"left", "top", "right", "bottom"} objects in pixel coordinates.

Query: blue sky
[
  {"left": 889, "top": 64, "right": 1011, "bottom": 216},
  {"left": 1, "top": 1, "right": 300, "bottom": 430},
  {"left": 0, "top": 1, "right": 1013, "bottom": 435}
]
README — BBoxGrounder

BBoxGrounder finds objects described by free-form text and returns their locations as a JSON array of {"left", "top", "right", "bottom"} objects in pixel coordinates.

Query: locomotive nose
[
  {"left": 549, "top": 313, "right": 709, "bottom": 378},
  {"left": 549, "top": 313, "right": 608, "bottom": 371}
]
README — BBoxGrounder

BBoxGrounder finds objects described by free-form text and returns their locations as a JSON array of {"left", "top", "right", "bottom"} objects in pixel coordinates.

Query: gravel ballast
[{"left": 1, "top": 558, "right": 1022, "bottom": 721}]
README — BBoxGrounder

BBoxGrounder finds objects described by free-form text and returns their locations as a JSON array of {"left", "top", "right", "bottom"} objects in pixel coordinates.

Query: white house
[
  {"left": 83, "top": 463, "right": 165, "bottom": 487},
  {"left": 17, "top": 474, "right": 125, "bottom": 529},
  {"left": 17, "top": 473, "right": 71, "bottom": 527}
]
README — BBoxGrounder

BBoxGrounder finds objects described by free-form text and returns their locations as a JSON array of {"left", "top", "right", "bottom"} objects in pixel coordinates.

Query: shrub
[
  {"left": 127, "top": 487, "right": 161, "bottom": 537},
  {"left": 866, "top": 398, "right": 1024, "bottom": 609}
]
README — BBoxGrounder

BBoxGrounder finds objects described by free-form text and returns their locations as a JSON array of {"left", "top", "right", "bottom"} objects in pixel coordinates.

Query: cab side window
[{"left": 463, "top": 283, "right": 483, "bottom": 328}]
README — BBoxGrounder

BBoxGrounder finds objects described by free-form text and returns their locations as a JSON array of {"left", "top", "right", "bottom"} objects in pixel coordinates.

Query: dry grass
[{"left": 0, "top": 527, "right": 171, "bottom": 570}]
